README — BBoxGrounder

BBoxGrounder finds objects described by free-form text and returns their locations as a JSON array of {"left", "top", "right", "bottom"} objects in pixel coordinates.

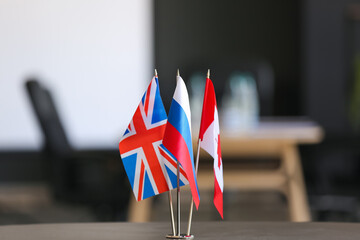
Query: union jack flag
[{"left": 119, "top": 76, "right": 188, "bottom": 201}]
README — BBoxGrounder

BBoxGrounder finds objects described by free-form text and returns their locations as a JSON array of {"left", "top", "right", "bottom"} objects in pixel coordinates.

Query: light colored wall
[{"left": 0, "top": 0, "right": 153, "bottom": 149}]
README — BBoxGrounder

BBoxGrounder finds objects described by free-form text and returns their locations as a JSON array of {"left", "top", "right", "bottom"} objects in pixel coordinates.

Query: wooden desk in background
[{"left": 128, "top": 119, "right": 324, "bottom": 222}]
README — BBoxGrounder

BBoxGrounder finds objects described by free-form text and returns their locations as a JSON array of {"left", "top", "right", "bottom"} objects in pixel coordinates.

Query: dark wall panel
[{"left": 155, "top": 0, "right": 301, "bottom": 115}]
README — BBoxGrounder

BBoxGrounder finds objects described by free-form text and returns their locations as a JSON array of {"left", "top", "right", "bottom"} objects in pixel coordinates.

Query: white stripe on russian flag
[{"left": 173, "top": 76, "right": 192, "bottom": 129}]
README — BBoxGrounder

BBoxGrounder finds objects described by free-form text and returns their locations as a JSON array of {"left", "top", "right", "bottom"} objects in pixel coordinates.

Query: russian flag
[{"left": 163, "top": 75, "right": 200, "bottom": 209}]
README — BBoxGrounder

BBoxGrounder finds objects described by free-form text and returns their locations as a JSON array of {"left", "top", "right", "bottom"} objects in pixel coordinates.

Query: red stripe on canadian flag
[{"left": 199, "top": 78, "right": 224, "bottom": 218}]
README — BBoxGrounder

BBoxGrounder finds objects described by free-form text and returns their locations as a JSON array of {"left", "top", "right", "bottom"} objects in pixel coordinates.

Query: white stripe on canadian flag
[{"left": 200, "top": 107, "right": 223, "bottom": 191}]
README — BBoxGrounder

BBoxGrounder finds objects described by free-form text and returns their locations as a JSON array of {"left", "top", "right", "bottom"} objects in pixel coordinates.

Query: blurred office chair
[{"left": 25, "top": 79, "right": 130, "bottom": 221}]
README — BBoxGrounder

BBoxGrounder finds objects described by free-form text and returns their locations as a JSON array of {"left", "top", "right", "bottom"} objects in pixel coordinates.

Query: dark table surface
[{"left": 1, "top": 221, "right": 360, "bottom": 239}]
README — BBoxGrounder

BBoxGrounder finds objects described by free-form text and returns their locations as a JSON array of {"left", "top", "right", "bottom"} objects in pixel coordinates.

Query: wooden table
[
  {"left": 128, "top": 119, "right": 324, "bottom": 222},
  {"left": 1, "top": 222, "right": 359, "bottom": 239}
]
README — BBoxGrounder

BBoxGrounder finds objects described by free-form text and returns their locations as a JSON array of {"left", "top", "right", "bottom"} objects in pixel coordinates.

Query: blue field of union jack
[{"left": 119, "top": 77, "right": 188, "bottom": 201}]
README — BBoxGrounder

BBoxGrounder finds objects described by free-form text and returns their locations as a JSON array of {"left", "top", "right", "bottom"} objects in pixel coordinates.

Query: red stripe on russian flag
[{"left": 163, "top": 122, "right": 200, "bottom": 209}]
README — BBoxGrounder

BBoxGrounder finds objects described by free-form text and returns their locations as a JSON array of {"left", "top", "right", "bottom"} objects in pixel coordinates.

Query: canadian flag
[{"left": 198, "top": 77, "right": 224, "bottom": 218}]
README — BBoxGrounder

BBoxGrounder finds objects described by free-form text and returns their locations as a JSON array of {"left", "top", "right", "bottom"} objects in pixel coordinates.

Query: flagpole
[
  {"left": 186, "top": 69, "right": 210, "bottom": 236},
  {"left": 176, "top": 69, "right": 181, "bottom": 237},
  {"left": 186, "top": 139, "right": 201, "bottom": 236},
  {"left": 168, "top": 190, "right": 176, "bottom": 236},
  {"left": 156, "top": 69, "right": 176, "bottom": 236}
]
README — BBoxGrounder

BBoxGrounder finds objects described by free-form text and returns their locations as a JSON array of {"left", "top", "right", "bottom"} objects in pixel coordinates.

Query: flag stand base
[{"left": 166, "top": 234, "right": 194, "bottom": 239}]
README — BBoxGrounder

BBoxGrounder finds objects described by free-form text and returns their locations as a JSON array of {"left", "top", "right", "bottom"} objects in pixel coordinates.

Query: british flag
[{"left": 119, "top": 76, "right": 188, "bottom": 201}]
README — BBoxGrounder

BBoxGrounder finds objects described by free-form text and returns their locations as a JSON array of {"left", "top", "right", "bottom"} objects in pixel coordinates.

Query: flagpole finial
[
  {"left": 155, "top": 69, "right": 158, "bottom": 77},
  {"left": 177, "top": 69, "right": 180, "bottom": 77},
  {"left": 207, "top": 69, "right": 210, "bottom": 79}
]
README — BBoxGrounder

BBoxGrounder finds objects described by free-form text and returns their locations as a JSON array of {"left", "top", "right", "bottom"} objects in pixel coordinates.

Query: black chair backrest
[{"left": 25, "top": 79, "right": 72, "bottom": 155}]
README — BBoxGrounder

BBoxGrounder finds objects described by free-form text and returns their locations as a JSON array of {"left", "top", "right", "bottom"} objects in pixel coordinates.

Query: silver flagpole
[
  {"left": 177, "top": 159, "right": 181, "bottom": 236},
  {"left": 168, "top": 191, "right": 176, "bottom": 236},
  {"left": 186, "top": 139, "right": 201, "bottom": 236},
  {"left": 156, "top": 68, "right": 176, "bottom": 236},
  {"left": 186, "top": 69, "right": 210, "bottom": 236},
  {"left": 176, "top": 69, "right": 181, "bottom": 236}
]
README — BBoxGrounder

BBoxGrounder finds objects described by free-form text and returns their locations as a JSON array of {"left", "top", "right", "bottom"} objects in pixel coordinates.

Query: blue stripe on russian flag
[{"left": 167, "top": 99, "right": 194, "bottom": 162}]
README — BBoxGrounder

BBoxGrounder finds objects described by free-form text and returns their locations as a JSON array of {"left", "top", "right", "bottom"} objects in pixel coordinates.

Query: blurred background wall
[{"left": 0, "top": 0, "right": 152, "bottom": 150}]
